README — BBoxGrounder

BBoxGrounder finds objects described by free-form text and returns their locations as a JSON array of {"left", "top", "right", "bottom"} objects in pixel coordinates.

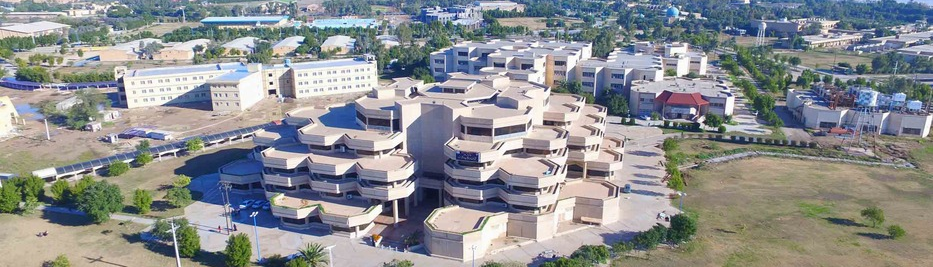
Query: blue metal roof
[{"left": 202, "top": 16, "right": 289, "bottom": 23}]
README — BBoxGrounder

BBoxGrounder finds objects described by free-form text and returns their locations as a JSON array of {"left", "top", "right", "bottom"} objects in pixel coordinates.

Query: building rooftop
[
  {"left": 631, "top": 78, "right": 733, "bottom": 98},
  {"left": 0, "top": 21, "right": 69, "bottom": 34},
  {"left": 309, "top": 19, "right": 378, "bottom": 29},
  {"left": 165, "top": 39, "right": 210, "bottom": 51},
  {"left": 322, "top": 35, "right": 354, "bottom": 48},
  {"left": 219, "top": 159, "right": 263, "bottom": 176},
  {"left": 802, "top": 33, "right": 863, "bottom": 44},
  {"left": 427, "top": 206, "right": 502, "bottom": 233},
  {"left": 274, "top": 36, "right": 305, "bottom": 49},
  {"left": 209, "top": 71, "right": 257, "bottom": 83},
  {"left": 126, "top": 62, "right": 246, "bottom": 78},
  {"left": 898, "top": 44, "right": 933, "bottom": 55},
  {"left": 111, "top": 38, "right": 162, "bottom": 52},
  {"left": 284, "top": 58, "right": 372, "bottom": 70},
  {"left": 499, "top": 155, "right": 559, "bottom": 177},
  {"left": 559, "top": 180, "right": 616, "bottom": 200},
  {"left": 223, "top": 37, "right": 259, "bottom": 52},
  {"left": 274, "top": 191, "right": 373, "bottom": 216},
  {"left": 201, "top": 16, "right": 289, "bottom": 23}
]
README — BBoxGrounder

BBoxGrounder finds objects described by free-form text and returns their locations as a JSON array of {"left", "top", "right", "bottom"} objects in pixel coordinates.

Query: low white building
[{"left": 786, "top": 85, "right": 933, "bottom": 137}]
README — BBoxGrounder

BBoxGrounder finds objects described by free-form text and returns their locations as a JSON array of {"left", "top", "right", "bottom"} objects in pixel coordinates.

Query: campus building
[
  {"left": 99, "top": 38, "right": 162, "bottom": 62},
  {"left": 633, "top": 41, "right": 708, "bottom": 76},
  {"left": 0, "top": 96, "right": 20, "bottom": 137},
  {"left": 218, "top": 73, "right": 624, "bottom": 261},
  {"left": 0, "top": 21, "right": 70, "bottom": 39},
  {"left": 629, "top": 78, "right": 735, "bottom": 120},
  {"left": 897, "top": 44, "right": 933, "bottom": 62},
  {"left": 753, "top": 17, "right": 839, "bottom": 35},
  {"left": 430, "top": 40, "right": 689, "bottom": 97},
  {"left": 321, "top": 35, "right": 355, "bottom": 55},
  {"left": 153, "top": 39, "right": 211, "bottom": 61},
  {"left": 473, "top": 1, "right": 525, "bottom": 11},
  {"left": 223, "top": 37, "right": 259, "bottom": 55},
  {"left": 421, "top": 5, "right": 483, "bottom": 28},
  {"left": 115, "top": 56, "right": 378, "bottom": 110},
  {"left": 273, "top": 36, "right": 305, "bottom": 56},
  {"left": 800, "top": 33, "right": 864, "bottom": 49},
  {"left": 786, "top": 84, "right": 933, "bottom": 137},
  {"left": 201, "top": 16, "right": 291, "bottom": 28}
]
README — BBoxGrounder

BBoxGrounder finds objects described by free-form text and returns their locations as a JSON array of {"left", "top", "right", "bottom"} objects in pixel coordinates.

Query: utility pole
[
  {"left": 169, "top": 219, "right": 183, "bottom": 267},
  {"left": 43, "top": 118, "right": 50, "bottom": 140},
  {"left": 219, "top": 182, "right": 233, "bottom": 234},
  {"left": 250, "top": 212, "right": 262, "bottom": 262},
  {"left": 471, "top": 245, "right": 477, "bottom": 267}
]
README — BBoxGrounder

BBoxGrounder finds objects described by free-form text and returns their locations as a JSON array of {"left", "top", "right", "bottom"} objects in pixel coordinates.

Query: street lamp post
[
  {"left": 168, "top": 219, "right": 182, "bottom": 267},
  {"left": 324, "top": 244, "right": 336, "bottom": 267},
  {"left": 250, "top": 212, "right": 261, "bottom": 262},
  {"left": 471, "top": 245, "right": 477, "bottom": 267},
  {"left": 678, "top": 192, "right": 687, "bottom": 211}
]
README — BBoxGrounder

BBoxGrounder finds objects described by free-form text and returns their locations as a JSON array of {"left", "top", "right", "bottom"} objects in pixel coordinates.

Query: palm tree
[{"left": 298, "top": 243, "right": 328, "bottom": 267}]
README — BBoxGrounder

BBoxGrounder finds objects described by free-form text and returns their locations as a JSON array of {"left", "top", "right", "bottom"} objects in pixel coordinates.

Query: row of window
[
  {"left": 214, "top": 101, "right": 241, "bottom": 107},
  {"left": 295, "top": 68, "right": 371, "bottom": 77},
  {"left": 131, "top": 85, "right": 197, "bottom": 95},
  {"left": 297, "top": 83, "right": 372, "bottom": 94},
  {"left": 130, "top": 75, "right": 214, "bottom": 86},
  {"left": 212, "top": 92, "right": 239, "bottom": 98},
  {"left": 134, "top": 93, "right": 206, "bottom": 103},
  {"left": 460, "top": 121, "right": 530, "bottom": 137}
]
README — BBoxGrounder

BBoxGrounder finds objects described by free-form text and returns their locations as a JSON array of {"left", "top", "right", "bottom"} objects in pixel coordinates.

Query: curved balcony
[
  {"left": 444, "top": 160, "right": 498, "bottom": 182},
  {"left": 260, "top": 144, "right": 310, "bottom": 170},
  {"left": 358, "top": 177, "right": 417, "bottom": 201},
  {"left": 320, "top": 202, "right": 383, "bottom": 229},
  {"left": 444, "top": 180, "right": 501, "bottom": 201},
  {"left": 577, "top": 114, "right": 605, "bottom": 130},
  {"left": 522, "top": 126, "right": 568, "bottom": 151},
  {"left": 444, "top": 137, "right": 522, "bottom": 164},
  {"left": 356, "top": 153, "right": 417, "bottom": 183},
  {"left": 253, "top": 125, "right": 297, "bottom": 147},
  {"left": 568, "top": 125, "right": 603, "bottom": 148},
  {"left": 284, "top": 107, "right": 319, "bottom": 127},
  {"left": 499, "top": 187, "right": 559, "bottom": 208},
  {"left": 262, "top": 171, "right": 310, "bottom": 187},
  {"left": 270, "top": 192, "right": 382, "bottom": 229},
  {"left": 307, "top": 153, "right": 357, "bottom": 176},
  {"left": 582, "top": 104, "right": 608, "bottom": 119},
  {"left": 297, "top": 122, "right": 344, "bottom": 146},
  {"left": 568, "top": 148, "right": 599, "bottom": 162},
  {"left": 587, "top": 149, "right": 624, "bottom": 172},
  {"left": 498, "top": 156, "right": 563, "bottom": 189},
  {"left": 344, "top": 131, "right": 405, "bottom": 152},
  {"left": 310, "top": 178, "right": 359, "bottom": 194},
  {"left": 219, "top": 160, "right": 263, "bottom": 185},
  {"left": 543, "top": 102, "right": 582, "bottom": 123}
]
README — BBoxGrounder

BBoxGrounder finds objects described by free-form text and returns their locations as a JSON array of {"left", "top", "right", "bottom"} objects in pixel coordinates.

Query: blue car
[{"left": 622, "top": 184, "right": 632, "bottom": 193}]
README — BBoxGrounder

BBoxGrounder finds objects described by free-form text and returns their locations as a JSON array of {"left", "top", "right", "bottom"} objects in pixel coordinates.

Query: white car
[{"left": 239, "top": 199, "right": 255, "bottom": 209}]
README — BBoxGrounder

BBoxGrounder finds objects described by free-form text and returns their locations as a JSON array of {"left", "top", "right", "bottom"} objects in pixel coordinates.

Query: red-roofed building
[{"left": 629, "top": 78, "right": 736, "bottom": 121}]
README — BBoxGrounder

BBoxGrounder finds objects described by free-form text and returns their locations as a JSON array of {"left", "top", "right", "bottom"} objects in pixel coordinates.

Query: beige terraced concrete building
[
  {"left": 114, "top": 56, "right": 378, "bottom": 110},
  {"left": 430, "top": 40, "right": 712, "bottom": 97},
  {"left": 218, "top": 73, "right": 625, "bottom": 261},
  {"left": 153, "top": 39, "right": 211, "bottom": 61}
]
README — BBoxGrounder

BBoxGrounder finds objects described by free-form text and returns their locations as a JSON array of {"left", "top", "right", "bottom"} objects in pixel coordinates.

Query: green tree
[
  {"left": 48, "top": 254, "right": 71, "bottom": 267},
  {"left": 297, "top": 243, "right": 329, "bottom": 267},
  {"left": 151, "top": 218, "right": 190, "bottom": 240},
  {"left": 263, "top": 254, "right": 289, "bottom": 267},
  {"left": 133, "top": 189, "right": 152, "bottom": 214},
  {"left": 668, "top": 169, "right": 685, "bottom": 191},
  {"left": 20, "top": 175, "right": 45, "bottom": 201},
  {"left": 70, "top": 176, "right": 95, "bottom": 200},
  {"left": 166, "top": 187, "right": 192, "bottom": 208},
  {"left": 285, "top": 259, "right": 310, "bottom": 267},
  {"left": 570, "top": 245, "right": 610, "bottom": 265},
  {"left": 664, "top": 68, "right": 677, "bottom": 77},
  {"left": 718, "top": 125, "right": 727, "bottom": 133},
  {"left": 136, "top": 140, "right": 150, "bottom": 152},
  {"left": 173, "top": 175, "right": 191, "bottom": 188},
  {"left": 177, "top": 225, "right": 201, "bottom": 257},
  {"left": 856, "top": 63, "right": 870, "bottom": 75},
  {"left": 108, "top": 161, "right": 130, "bottom": 177},
  {"left": 185, "top": 137, "right": 204, "bottom": 152},
  {"left": 76, "top": 49, "right": 84, "bottom": 57},
  {"left": 76, "top": 181, "right": 124, "bottom": 223},
  {"left": 15, "top": 66, "right": 52, "bottom": 83},
  {"left": 224, "top": 233, "right": 253, "bottom": 267},
  {"left": 50, "top": 179, "right": 70, "bottom": 204},
  {"left": 539, "top": 257, "right": 585, "bottom": 267},
  {"left": 788, "top": 56, "right": 801, "bottom": 66},
  {"left": 861, "top": 206, "right": 885, "bottom": 228},
  {"left": 135, "top": 152, "right": 153, "bottom": 166},
  {"left": 382, "top": 259, "right": 414, "bottom": 267},
  {"left": 668, "top": 213, "right": 698, "bottom": 243},
  {"left": 0, "top": 184, "right": 21, "bottom": 213},
  {"left": 633, "top": 224, "right": 667, "bottom": 250},
  {"left": 888, "top": 225, "right": 906, "bottom": 239},
  {"left": 704, "top": 114, "right": 723, "bottom": 128}
]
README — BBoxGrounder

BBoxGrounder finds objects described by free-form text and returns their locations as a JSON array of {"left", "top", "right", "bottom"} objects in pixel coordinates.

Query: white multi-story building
[
  {"left": 430, "top": 40, "right": 711, "bottom": 97},
  {"left": 115, "top": 57, "right": 378, "bottom": 110}
]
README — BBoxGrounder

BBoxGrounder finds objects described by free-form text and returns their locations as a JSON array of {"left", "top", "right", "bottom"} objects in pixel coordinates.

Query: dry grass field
[
  {"left": 782, "top": 49, "right": 875, "bottom": 70},
  {"left": 497, "top": 17, "right": 583, "bottom": 31},
  {"left": 613, "top": 157, "right": 933, "bottom": 266}
]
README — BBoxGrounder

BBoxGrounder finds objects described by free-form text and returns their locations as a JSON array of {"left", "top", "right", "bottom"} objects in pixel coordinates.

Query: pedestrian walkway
[{"left": 38, "top": 205, "right": 158, "bottom": 225}]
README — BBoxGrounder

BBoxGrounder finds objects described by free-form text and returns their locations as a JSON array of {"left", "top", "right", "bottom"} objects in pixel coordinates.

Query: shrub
[
  {"left": 888, "top": 225, "right": 906, "bottom": 239},
  {"left": 668, "top": 171, "right": 685, "bottom": 191},
  {"left": 50, "top": 179, "right": 71, "bottom": 204},
  {"left": 166, "top": 187, "right": 193, "bottom": 208},
  {"left": 570, "top": 245, "right": 610, "bottom": 265},
  {"left": 185, "top": 137, "right": 204, "bottom": 152},
  {"left": 662, "top": 138, "right": 679, "bottom": 152},
  {"left": 808, "top": 142, "right": 818, "bottom": 148},
  {"left": 382, "top": 259, "right": 414, "bottom": 267},
  {"left": 108, "top": 161, "right": 130, "bottom": 177},
  {"left": 718, "top": 125, "right": 727, "bottom": 133},
  {"left": 224, "top": 233, "right": 252, "bottom": 267},
  {"left": 47, "top": 254, "right": 70, "bottom": 267},
  {"left": 262, "top": 254, "right": 288, "bottom": 267},
  {"left": 668, "top": 213, "right": 698, "bottom": 243},
  {"left": 861, "top": 206, "right": 885, "bottom": 228},
  {"left": 178, "top": 225, "right": 201, "bottom": 257},
  {"left": 133, "top": 189, "right": 152, "bottom": 214},
  {"left": 663, "top": 120, "right": 671, "bottom": 128},
  {"left": 135, "top": 152, "right": 153, "bottom": 166},
  {"left": 173, "top": 175, "right": 191, "bottom": 188}
]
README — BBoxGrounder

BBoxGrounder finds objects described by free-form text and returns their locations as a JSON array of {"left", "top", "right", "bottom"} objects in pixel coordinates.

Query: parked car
[
  {"left": 239, "top": 200, "right": 255, "bottom": 209},
  {"left": 261, "top": 203, "right": 271, "bottom": 210},
  {"left": 622, "top": 184, "right": 632, "bottom": 194},
  {"left": 251, "top": 200, "right": 266, "bottom": 209}
]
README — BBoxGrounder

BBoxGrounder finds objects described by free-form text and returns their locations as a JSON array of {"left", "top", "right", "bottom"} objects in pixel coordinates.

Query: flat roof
[
  {"left": 322, "top": 35, "right": 354, "bottom": 47},
  {"left": 202, "top": 16, "right": 288, "bottom": 23},
  {"left": 632, "top": 78, "right": 732, "bottom": 98},
  {"left": 126, "top": 62, "right": 246, "bottom": 78},
  {"left": 898, "top": 44, "right": 933, "bottom": 54},
  {"left": 0, "top": 21, "right": 69, "bottom": 34},
  {"left": 111, "top": 38, "right": 162, "bottom": 51},
  {"left": 499, "top": 155, "right": 558, "bottom": 177},
  {"left": 220, "top": 159, "right": 263, "bottom": 176},
  {"left": 275, "top": 191, "right": 372, "bottom": 216},
  {"left": 559, "top": 180, "right": 616, "bottom": 200},
  {"left": 209, "top": 71, "right": 256, "bottom": 82},
  {"left": 223, "top": 37, "right": 259, "bottom": 51},
  {"left": 428, "top": 206, "right": 497, "bottom": 233},
  {"left": 310, "top": 19, "right": 378, "bottom": 28},
  {"left": 166, "top": 39, "right": 211, "bottom": 51}
]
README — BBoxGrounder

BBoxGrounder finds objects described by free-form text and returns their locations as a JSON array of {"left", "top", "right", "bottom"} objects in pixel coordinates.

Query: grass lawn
[
  {"left": 101, "top": 142, "right": 253, "bottom": 218},
  {"left": 0, "top": 149, "right": 105, "bottom": 176},
  {"left": 669, "top": 138, "right": 874, "bottom": 164},
  {"left": 783, "top": 49, "right": 875, "bottom": 70},
  {"left": 908, "top": 140, "right": 933, "bottom": 173},
  {"left": 613, "top": 157, "right": 933, "bottom": 266},
  {"left": 0, "top": 212, "right": 222, "bottom": 267}
]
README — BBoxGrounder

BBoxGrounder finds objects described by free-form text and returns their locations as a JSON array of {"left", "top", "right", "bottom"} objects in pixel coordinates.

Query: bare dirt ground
[
  {"left": 0, "top": 87, "right": 364, "bottom": 175},
  {"left": 0, "top": 212, "right": 221, "bottom": 267},
  {"left": 497, "top": 17, "right": 583, "bottom": 31},
  {"left": 613, "top": 157, "right": 933, "bottom": 267}
]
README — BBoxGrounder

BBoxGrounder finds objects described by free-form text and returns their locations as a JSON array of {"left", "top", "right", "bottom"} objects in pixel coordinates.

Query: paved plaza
[{"left": 183, "top": 125, "right": 677, "bottom": 266}]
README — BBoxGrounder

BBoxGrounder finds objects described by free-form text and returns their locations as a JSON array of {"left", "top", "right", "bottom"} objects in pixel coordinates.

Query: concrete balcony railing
[
  {"left": 260, "top": 145, "right": 310, "bottom": 170},
  {"left": 320, "top": 203, "right": 383, "bottom": 229},
  {"left": 297, "top": 123, "right": 343, "bottom": 147},
  {"left": 444, "top": 137, "right": 519, "bottom": 164},
  {"left": 262, "top": 171, "right": 310, "bottom": 187},
  {"left": 253, "top": 129, "right": 279, "bottom": 147},
  {"left": 357, "top": 153, "right": 417, "bottom": 183},
  {"left": 568, "top": 149, "right": 599, "bottom": 162},
  {"left": 568, "top": 125, "right": 603, "bottom": 148},
  {"left": 307, "top": 153, "right": 357, "bottom": 176},
  {"left": 310, "top": 178, "right": 359, "bottom": 194},
  {"left": 582, "top": 104, "right": 608, "bottom": 119},
  {"left": 498, "top": 187, "right": 559, "bottom": 207},
  {"left": 444, "top": 180, "right": 501, "bottom": 201},
  {"left": 587, "top": 148, "right": 625, "bottom": 172},
  {"left": 218, "top": 160, "right": 262, "bottom": 185},
  {"left": 344, "top": 131, "right": 405, "bottom": 152},
  {"left": 522, "top": 127, "right": 569, "bottom": 151},
  {"left": 269, "top": 194, "right": 318, "bottom": 219},
  {"left": 499, "top": 165, "right": 565, "bottom": 189},
  {"left": 358, "top": 177, "right": 417, "bottom": 201},
  {"left": 543, "top": 103, "right": 582, "bottom": 123},
  {"left": 444, "top": 160, "right": 498, "bottom": 182}
]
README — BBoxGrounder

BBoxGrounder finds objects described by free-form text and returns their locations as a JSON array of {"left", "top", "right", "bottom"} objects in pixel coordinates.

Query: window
[
  {"left": 494, "top": 123, "right": 527, "bottom": 136},
  {"left": 458, "top": 51, "right": 469, "bottom": 56},
  {"left": 582, "top": 82, "right": 594, "bottom": 87},
  {"left": 903, "top": 128, "right": 922, "bottom": 135},
  {"left": 554, "top": 71, "right": 564, "bottom": 76},
  {"left": 582, "top": 72, "right": 595, "bottom": 78},
  {"left": 466, "top": 127, "right": 492, "bottom": 136},
  {"left": 611, "top": 73, "right": 624, "bottom": 79},
  {"left": 493, "top": 63, "right": 505, "bottom": 68},
  {"left": 554, "top": 61, "right": 566, "bottom": 66},
  {"left": 434, "top": 59, "right": 444, "bottom": 64},
  {"left": 611, "top": 83, "right": 624, "bottom": 90},
  {"left": 818, "top": 122, "right": 837, "bottom": 128},
  {"left": 458, "top": 61, "right": 468, "bottom": 66},
  {"left": 520, "top": 64, "right": 533, "bottom": 70}
]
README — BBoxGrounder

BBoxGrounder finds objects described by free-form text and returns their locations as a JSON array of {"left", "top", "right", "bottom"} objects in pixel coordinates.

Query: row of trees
[{"left": 36, "top": 89, "right": 112, "bottom": 129}]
